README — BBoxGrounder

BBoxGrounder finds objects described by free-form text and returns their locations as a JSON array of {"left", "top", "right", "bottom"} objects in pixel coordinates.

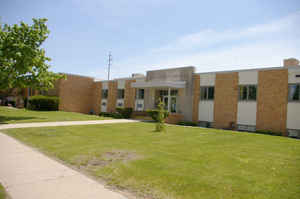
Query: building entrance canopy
[
  {"left": 132, "top": 81, "right": 185, "bottom": 113},
  {"left": 131, "top": 81, "right": 186, "bottom": 89}
]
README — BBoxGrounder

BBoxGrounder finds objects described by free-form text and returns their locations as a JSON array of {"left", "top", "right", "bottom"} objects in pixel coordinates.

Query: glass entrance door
[{"left": 163, "top": 96, "right": 177, "bottom": 113}]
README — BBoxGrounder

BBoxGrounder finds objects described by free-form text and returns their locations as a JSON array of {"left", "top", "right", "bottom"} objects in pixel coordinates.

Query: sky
[{"left": 1, "top": 0, "right": 300, "bottom": 79}]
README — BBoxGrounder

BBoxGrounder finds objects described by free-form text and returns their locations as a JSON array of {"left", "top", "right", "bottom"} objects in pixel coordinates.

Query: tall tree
[{"left": 0, "top": 18, "right": 63, "bottom": 91}]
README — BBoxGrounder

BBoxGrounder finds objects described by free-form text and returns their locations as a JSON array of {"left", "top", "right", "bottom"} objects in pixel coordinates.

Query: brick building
[{"left": 23, "top": 58, "right": 300, "bottom": 137}]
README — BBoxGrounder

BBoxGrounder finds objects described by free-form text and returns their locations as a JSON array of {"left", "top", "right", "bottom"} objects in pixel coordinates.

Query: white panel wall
[
  {"left": 239, "top": 70, "right": 258, "bottom": 84},
  {"left": 116, "top": 99, "right": 124, "bottom": 108},
  {"left": 287, "top": 103, "right": 300, "bottom": 129},
  {"left": 288, "top": 68, "right": 300, "bottom": 83},
  {"left": 198, "top": 73, "right": 215, "bottom": 122},
  {"left": 200, "top": 73, "right": 215, "bottom": 86},
  {"left": 117, "top": 79, "right": 126, "bottom": 89},
  {"left": 287, "top": 67, "right": 300, "bottom": 130},
  {"left": 237, "top": 102, "right": 257, "bottom": 125},
  {"left": 237, "top": 71, "right": 258, "bottom": 126},
  {"left": 101, "top": 99, "right": 107, "bottom": 112},
  {"left": 198, "top": 101, "right": 214, "bottom": 122},
  {"left": 102, "top": 82, "right": 108, "bottom": 89}
]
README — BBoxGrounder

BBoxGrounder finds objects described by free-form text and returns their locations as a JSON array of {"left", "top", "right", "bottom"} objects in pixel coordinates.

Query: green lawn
[
  {"left": 0, "top": 184, "right": 7, "bottom": 199},
  {"left": 3, "top": 123, "right": 300, "bottom": 199},
  {"left": 0, "top": 106, "right": 111, "bottom": 124}
]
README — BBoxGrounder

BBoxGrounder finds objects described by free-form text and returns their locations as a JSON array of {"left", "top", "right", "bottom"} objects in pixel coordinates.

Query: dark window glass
[
  {"left": 171, "top": 90, "right": 178, "bottom": 96},
  {"left": 200, "top": 87, "right": 206, "bottom": 100},
  {"left": 248, "top": 86, "right": 257, "bottom": 100},
  {"left": 288, "top": 84, "right": 300, "bottom": 101},
  {"left": 159, "top": 89, "right": 177, "bottom": 97},
  {"left": 240, "top": 86, "right": 248, "bottom": 100},
  {"left": 207, "top": 87, "right": 214, "bottom": 100},
  {"left": 239, "top": 85, "right": 257, "bottom": 101},
  {"left": 200, "top": 87, "right": 214, "bottom": 100},
  {"left": 159, "top": 90, "right": 168, "bottom": 96},
  {"left": 136, "top": 89, "right": 144, "bottom": 99},
  {"left": 117, "top": 89, "right": 124, "bottom": 99},
  {"left": 102, "top": 89, "right": 108, "bottom": 99}
]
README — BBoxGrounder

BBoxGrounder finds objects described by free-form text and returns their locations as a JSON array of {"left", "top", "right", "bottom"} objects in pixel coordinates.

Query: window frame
[
  {"left": 117, "top": 89, "right": 125, "bottom": 99},
  {"left": 239, "top": 85, "right": 257, "bottom": 101},
  {"left": 101, "top": 89, "right": 108, "bottom": 99},
  {"left": 200, "top": 86, "right": 214, "bottom": 101},
  {"left": 288, "top": 83, "right": 300, "bottom": 102}
]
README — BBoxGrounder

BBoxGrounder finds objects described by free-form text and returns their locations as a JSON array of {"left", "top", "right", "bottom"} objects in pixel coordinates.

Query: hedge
[
  {"left": 99, "top": 112, "right": 123, "bottom": 118},
  {"left": 28, "top": 95, "right": 59, "bottom": 111},
  {"left": 177, "top": 121, "right": 198, "bottom": 126},
  {"left": 116, "top": 107, "right": 133, "bottom": 119}
]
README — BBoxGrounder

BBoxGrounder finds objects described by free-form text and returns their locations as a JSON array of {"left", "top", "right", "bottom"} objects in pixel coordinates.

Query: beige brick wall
[
  {"left": 165, "top": 113, "right": 184, "bottom": 124},
  {"left": 192, "top": 75, "right": 200, "bottom": 122},
  {"left": 124, "top": 80, "right": 136, "bottom": 108},
  {"left": 58, "top": 74, "right": 94, "bottom": 114},
  {"left": 92, "top": 82, "right": 102, "bottom": 115},
  {"left": 107, "top": 81, "right": 117, "bottom": 112},
  {"left": 214, "top": 72, "right": 239, "bottom": 129},
  {"left": 256, "top": 69, "right": 288, "bottom": 135}
]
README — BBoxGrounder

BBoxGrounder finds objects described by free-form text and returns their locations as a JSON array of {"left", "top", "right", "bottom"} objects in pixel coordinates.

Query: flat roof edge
[{"left": 195, "top": 65, "right": 300, "bottom": 75}]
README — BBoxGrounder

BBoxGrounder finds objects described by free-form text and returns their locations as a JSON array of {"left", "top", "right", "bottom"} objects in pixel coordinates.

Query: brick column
[
  {"left": 92, "top": 82, "right": 102, "bottom": 115},
  {"left": 107, "top": 81, "right": 117, "bottom": 112},
  {"left": 214, "top": 72, "right": 239, "bottom": 129},
  {"left": 256, "top": 69, "right": 288, "bottom": 135},
  {"left": 192, "top": 75, "right": 200, "bottom": 122},
  {"left": 124, "top": 80, "right": 136, "bottom": 108}
]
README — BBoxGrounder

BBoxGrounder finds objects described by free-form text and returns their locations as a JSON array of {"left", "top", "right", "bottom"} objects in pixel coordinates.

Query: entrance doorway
[{"left": 162, "top": 95, "right": 177, "bottom": 113}]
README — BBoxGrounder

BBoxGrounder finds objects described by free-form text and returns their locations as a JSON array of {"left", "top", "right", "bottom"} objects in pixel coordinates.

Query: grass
[
  {"left": 0, "top": 106, "right": 111, "bottom": 124},
  {"left": 3, "top": 123, "right": 300, "bottom": 199},
  {"left": 0, "top": 184, "right": 7, "bottom": 199}
]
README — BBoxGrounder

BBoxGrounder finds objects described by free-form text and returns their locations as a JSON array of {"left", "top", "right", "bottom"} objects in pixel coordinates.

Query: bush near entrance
[{"left": 116, "top": 107, "right": 133, "bottom": 118}]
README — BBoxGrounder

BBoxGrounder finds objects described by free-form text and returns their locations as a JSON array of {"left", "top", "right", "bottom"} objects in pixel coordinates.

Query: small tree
[{"left": 155, "top": 99, "right": 168, "bottom": 132}]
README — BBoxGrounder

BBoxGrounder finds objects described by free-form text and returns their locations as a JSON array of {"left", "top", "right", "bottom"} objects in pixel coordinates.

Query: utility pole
[{"left": 108, "top": 52, "right": 112, "bottom": 80}]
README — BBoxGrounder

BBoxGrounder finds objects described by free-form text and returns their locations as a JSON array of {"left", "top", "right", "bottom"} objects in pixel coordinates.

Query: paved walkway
[
  {"left": 0, "top": 119, "right": 140, "bottom": 199},
  {"left": 0, "top": 119, "right": 140, "bottom": 130}
]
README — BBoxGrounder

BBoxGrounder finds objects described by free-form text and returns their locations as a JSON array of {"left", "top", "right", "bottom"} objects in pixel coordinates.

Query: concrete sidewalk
[
  {"left": 0, "top": 133, "right": 129, "bottom": 199},
  {"left": 0, "top": 119, "right": 140, "bottom": 130}
]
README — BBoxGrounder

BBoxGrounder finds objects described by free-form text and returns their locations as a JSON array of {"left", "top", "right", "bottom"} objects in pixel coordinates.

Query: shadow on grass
[{"left": 0, "top": 116, "right": 39, "bottom": 124}]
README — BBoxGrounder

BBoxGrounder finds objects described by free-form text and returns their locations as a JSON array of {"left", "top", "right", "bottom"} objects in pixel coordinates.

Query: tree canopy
[{"left": 0, "top": 18, "right": 63, "bottom": 91}]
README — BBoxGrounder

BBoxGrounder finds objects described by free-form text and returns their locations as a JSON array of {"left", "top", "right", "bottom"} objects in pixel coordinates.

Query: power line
[{"left": 108, "top": 52, "right": 112, "bottom": 80}]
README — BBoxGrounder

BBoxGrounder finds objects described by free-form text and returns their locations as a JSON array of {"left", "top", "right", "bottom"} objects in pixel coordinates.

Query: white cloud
[
  {"left": 153, "top": 11, "right": 300, "bottom": 53},
  {"left": 90, "top": 11, "right": 300, "bottom": 79}
]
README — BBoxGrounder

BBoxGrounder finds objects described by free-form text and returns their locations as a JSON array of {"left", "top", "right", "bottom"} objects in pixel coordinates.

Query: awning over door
[{"left": 131, "top": 81, "right": 186, "bottom": 88}]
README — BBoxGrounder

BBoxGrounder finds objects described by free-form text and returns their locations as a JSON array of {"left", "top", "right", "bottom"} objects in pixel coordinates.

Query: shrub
[
  {"left": 23, "top": 97, "right": 28, "bottom": 108},
  {"left": 255, "top": 130, "right": 282, "bottom": 136},
  {"left": 99, "top": 112, "right": 123, "bottom": 119},
  {"left": 147, "top": 99, "right": 169, "bottom": 132},
  {"left": 116, "top": 107, "right": 133, "bottom": 119},
  {"left": 177, "top": 121, "right": 198, "bottom": 126},
  {"left": 146, "top": 109, "right": 169, "bottom": 122},
  {"left": 28, "top": 95, "right": 59, "bottom": 111},
  {"left": 6, "top": 100, "right": 16, "bottom": 107}
]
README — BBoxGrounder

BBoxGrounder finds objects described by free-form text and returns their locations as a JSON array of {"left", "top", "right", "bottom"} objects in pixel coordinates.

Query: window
[
  {"left": 288, "top": 84, "right": 300, "bottom": 101},
  {"left": 200, "top": 87, "right": 214, "bottom": 100},
  {"left": 102, "top": 89, "right": 108, "bottom": 99},
  {"left": 117, "top": 89, "right": 125, "bottom": 99},
  {"left": 239, "top": 85, "right": 257, "bottom": 101},
  {"left": 136, "top": 89, "right": 144, "bottom": 99},
  {"left": 28, "top": 88, "right": 34, "bottom": 96},
  {"left": 159, "top": 89, "right": 178, "bottom": 97}
]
